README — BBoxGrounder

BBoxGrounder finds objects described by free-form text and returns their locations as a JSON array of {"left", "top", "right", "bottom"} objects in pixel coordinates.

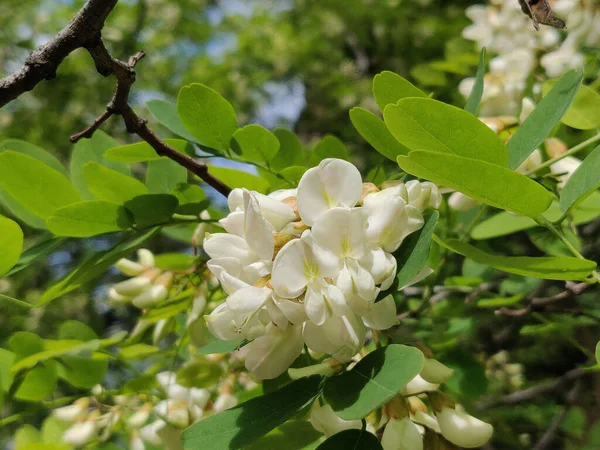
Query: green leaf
[
  {"left": 70, "top": 131, "right": 131, "bottom": 199},
  {"left": 14, "top": 361, "right": 58, "bottom": 402},
  {"left": 104, "top": 139, "right": 190, "bottom": 163},
  {"left": 350, "top": 107, "right": 410, "bottom": 161},
  {"left": 560, "top": 145, "right": 600, "bottom": 213},
  {"left": 596, "top": 341, "right": 600, "bottom": 364},
  {"left": 394, "top": 210, "right": 438, "bottom": 289},
  {"left": 465, "top": 48, "right": 486, "bottom": 115},
  {"left": 0, "top": 293, "right": 33, "bottom": 309},
  {"left": 171, "top": 184, "right": 206, "bottom": 205},
  {"left": 182, "top": 376, "right": 323, "bottom": 450},
  {"left": 271, "top": 128, "right": 306, "bottom": 171},
  {"left": 0, "top": 215, "right": 23, "bottom": 276},
  {"left": 443, "top": 351, "right": 489, "bottom": 399},
  {"left": 177, "top": 83, "right": 238, "bottom": 152},
  {"left": 373, "top": 71, "right": 426, "bottom": 112},
  {"left": 0, "top": 151, "right": 81, "bottom": 219},
  {"left": 146, "top": 158, "right": 188, "bottom": 194},
  {"left": 246, "top": 421, "right": 323, "bottom": 450},
  {"left": 232, "top": 125, "right": 280, "bottom": 164},
  {"left": 124, "top": 194, "right": 179, "bottom": 228},
  {"left": 119, "top": 344, "right": 160, "bottom": 359},
  {"left": 0, "top": 348, "right": 16, "bottom": 392},
  {"left": 59, "top": 321, "right": 97, "bottom": 341},
  {"left": 543, "top": 82, "right": 600, "bottom": 130},
  {"left": 177, "top": 358, "right": 223, "bottom": 388},
  {"left": 397, "top": 151, "right": 552, "bottom": 218},
  {"left": 147, "top": 99, "right": 203, "bottom": 145},
  {"left": 508, "top": 69, "right": 583, "bottom": 169},
  {"left": 40, "top": 228, "right": 159, "bottom": 305},
  {"left": 323, "top": 345, "right": 424, "bottom": 420},
  {"left": 0, "top": 189, "right": 46, "bottom": 229},
  {"left": 278, "top": 166, "right": 307, "bottom": 185},
  {"left": 435, "top": 237, "right": 597, "bottom": 280},
  {"left": 154, "top": 253, "right": 195, "bottom": 270},
  {"left": 84, "top": 162, "right": 148, "bottom": 204},
  {"left": 6, "top": 237, "right": 65, "bottom": 277},
  {"left": 309, "top": 135, "right": 349, "bottom": 166},
  {"left": 196, "top": 334, "right": 240, "bottom": 355},
  {"left": 206, "top": 166, "right": 269, "bottom": 193},
  {"left": 10, "top": 331, "right": 44, "bottom": 359},
  {"left": 316, "top": 430, "right": 382, "bottom": 450},
  {"left": 47, "top": 201, "right": 130, "bottom": 237},
  {"left": 0, "top": 139, "right": 67, "bottom": 176},
  {"left": 384, "top": 98, "right": 508, "bottom": 165},
  {"left": 472, "top": 194, "right": 600, "bottom": 240}
]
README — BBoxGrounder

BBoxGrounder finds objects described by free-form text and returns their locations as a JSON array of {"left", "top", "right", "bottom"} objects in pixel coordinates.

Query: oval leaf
[
  {"left": 177, "top": 83, "right": 238, "bottom": 152},
  {"left": 47, "top": 201, "right": 131, "bottom": 237},
  {"left": 435, "top": 238, "right": 597, "bottom": 281},
  {"left": 84, "top": 162, "right": 148, "bottom": 204},
  {"left": 0, "top": 139, "right": 67, "bottom": 176},
  {"left": 465, "top": 48, "right": 486, "bottom": 115},
  {"left": 560, "top": 145, "right": 600, "bottom": 213},
  {"left": 124, "top": 194, "right": 179, "bottom": 228},
  {"left": 317, "top": 430, "right": 382, "bottom": 450},
  {"left": 0, "top": 215, "right": 23, "bottom": 277},
  {"left": 350, "top": 107, "right": 409, "bottom": 161},
  {"left": 206, "top": 166, "right": 269, "bottom": 193},
  {"left": 104, "top": 138, "right": 189, "bottom": 163},
  {"left": 310, "top": 135, "right": 349, "bottom": 166},
  {"left": 147, "top": 99, "right": 202, "bottom": 143},
  {"left": 232, "top": 125, "right": 280, "bottom": 164},
  {"left": 373, "top": 71, "right": 426, "bottom": 112},
  {"left": 70, "top": 131, "right": 131, "bottom": 199},
  {"left": 384, "top": 98, "right": 508, "bottom": 166},
  {"left": 543, "top": 82, "right": 600, "bottom": 130},
  {"left": 0, "top": 151, "right": 81, "bottom": 219},
  {"left": 397, "top": 151, "right": 552, "bottom": 218},
  {"left": 508, "top": 68, "right": 583, "bottom": 169},
  {"left": 271, "top": 128, "right": 307, "bottom": 171},
  {"left": 146, "top": 158, "right": 188, "bottom": 194},
  {"left": 323, "top": 344, "right": 424, "bottom": 420},
  {"left": 182, "top": 376, "right": 323, "bottom": 450}
]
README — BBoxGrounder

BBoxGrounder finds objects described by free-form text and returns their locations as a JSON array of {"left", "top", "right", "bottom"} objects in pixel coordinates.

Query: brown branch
[
  {"left": 495, "top": 281, "right": 591, "bottom": 317},
  {"left": 0, "top": 0, "right": 119, "bottom": 107},
  {"left": 0, "top": 0, "right": 231, "bottom": 198},
  {"left": 70, "top": 40, "right": 231, "bottom": 197},
  {"left": 477, "top": 367, "right": 589, "bottom": 411}
]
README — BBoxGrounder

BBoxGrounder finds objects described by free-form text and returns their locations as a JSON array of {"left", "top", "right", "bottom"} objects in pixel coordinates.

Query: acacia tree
[{"left": 1, "top": 1, "right": 600, "bottom": 449}]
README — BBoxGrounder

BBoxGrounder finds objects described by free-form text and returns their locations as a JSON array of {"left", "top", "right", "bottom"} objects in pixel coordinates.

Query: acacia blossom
[{"left": 204, "top": 158, "right": 441, "bottom": 379}]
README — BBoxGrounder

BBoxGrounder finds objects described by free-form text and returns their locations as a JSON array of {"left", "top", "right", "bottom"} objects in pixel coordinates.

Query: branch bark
[{"left": 0, "top": 0, "right": 232, "bottom": 198}]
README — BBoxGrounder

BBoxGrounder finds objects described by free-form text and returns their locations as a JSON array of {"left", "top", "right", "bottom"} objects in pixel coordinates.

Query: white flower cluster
[
  {"left": 460, "top": 0, "right": 600, "bottom": 115},
  {"left": 52, "top": 371, "right": 239, "bottom": 449},
  {"left": 108, "top": 249, "right": 173, "bottom": 309},
  {"left": 204, "top": 158, "right": 441, "bottom": 379},
  {"left": 308, "top": 356, "right": 493, "bottom": 449}
]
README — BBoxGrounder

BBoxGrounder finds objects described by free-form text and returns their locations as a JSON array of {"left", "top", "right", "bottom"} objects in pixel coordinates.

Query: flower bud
[
  {"left": 53, "top": 399, "right": 89, "bottom": 422},
  {"left": 137, "top": 248, "right": 155, "bottom": 267},
  {"left": 63, "top": 421, "right": 97, "bottom": 446},
  {"left": 153, "top": 319, "right": 173, "bottom": 344},
  {"left": 107, "top": 287, "right": 132, "bottom": 304},
  {"left": 545, "top": 137, "right": 568, "bottom": 158},
  {"left": 132, "top": 285, "right": 169, "bottom": 309},
  {"left": 448, "top": 192, "right": 478, "bottom": 212},
  {"left": 288, "top": 359, "right": 342, "bottom": 379},
  {"left": 413, "top": 411, "right": 441, "bottom": 433},
  {"left": 309, "top": 404, "right": 362, "bottom": 437},
  {"left": 405, "top": 375, "right": 439, "bottom": 395},
  {"left": 420, "top": 358, "right": 454, "bottom": 384},
  {"left": 436, "top": 407, "right": 493, "bottom": 448},
  {"left": 381, "top": 417, "right": 423, "bottom": 450},
  {"left": 116, "top": 258, "right": 145, "bottom": 276},
  {"left": 128, "top": 403, "right": 152, "bottom": 428},
  {"left": 113, "top": 276, "right": 152, "bottom": 297},
  {"left": 140, "top": 420, "right": 165, "bottom": 445},
  {"left": 190, "top": 388, "right": 211, "bottom": 410},
  {"left": 213, "top": 393, "right": 237, "bottom": 412}
]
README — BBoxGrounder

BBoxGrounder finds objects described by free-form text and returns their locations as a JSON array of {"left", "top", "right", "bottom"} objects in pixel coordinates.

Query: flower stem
[{"left": 525, "top": 132, "right": 600, "bottom": 176}]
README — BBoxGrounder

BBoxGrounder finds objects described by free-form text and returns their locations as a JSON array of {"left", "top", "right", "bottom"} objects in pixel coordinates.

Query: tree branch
[
  {"left": 0, "top": 0, "right": 232, "bottom": 198},
  {"left": 0, "top": 0, "right": 119, "bottom": 107}
]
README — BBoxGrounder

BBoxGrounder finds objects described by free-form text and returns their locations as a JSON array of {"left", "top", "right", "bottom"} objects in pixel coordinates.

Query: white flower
[
  {"left": 245, "top": 322, "right": 304, "bottom": 380},
  {"left": 404, "top": 375, "right": 439, "bottom": 395},
  {"left": 362, "top": 295, "right": 398, "bottom": 330},
  {"left": 213, "top": 393, "right": 238, "bottom": 412},
  {"left": 381, "top": 417, "right": 424, "bottom": 450},
  {"left": 303, "top": 310, "right": 365, "bottom": 362},
  {"left": 448, "top": 192, "right": 479, "bottom": 212},
  {"left": 63, "top": 421, "right": 97, "bottom": 446},
  {"left": 551, "top": 156, "right": 581, "bottom": 188},
  {"left": 309, "top": 404, "right": 362, "bottom": 437},
  {"left": 297, "top": 158, "right": 363, "bottom": 226},
  {"left": 436, "top": 406, "right": 494, "bottom": 448}
]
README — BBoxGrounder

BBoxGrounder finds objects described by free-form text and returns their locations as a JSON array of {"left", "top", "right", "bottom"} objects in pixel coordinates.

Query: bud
[
  {"left": 155, "top": 399, "right": 190, "bottom": 428},
  {"left": 140, "top": 420, "right": 165, "bottom": 445},
  {"left": 116, "top": 258, "right": 145, "bottom": 276},
  {"left": 63, "top": 421, "right": 97, "bottom": 446},
  {"left": 128, "top": 403, "right": 152, "bottom": 428},
  {"left": 420, "top": 358, "right": 454, "bottom": 384},
  {"left": 309, "top": 404, "right": 362, "bottom": 437},
  {"left": 132, "top": 285, "right": 169, "bottom": 309},
  {"left": 448, "top": 192, "right": 478, "bottom": 212},
  {"left": 153, "top": 319, "right": 173, "bottom": 344},
  {"left": 113, "top": 276, "right": 152, "bottom": 297},
  {"left": 107, "top": 287, "right": 132, "bottom": 304},
  {"left": 545, "top": 137, "right": 568, "bottom": 158},
  {"left": 137, "top": 248, "right": 155, "bottom": 267},
  {"left": 288, "top": 359, "right": 342, "bottom": 379},
  {"left": 360, "top": 182, "right": 380, "bottom": 204},
  {"left": 406, "top": 180, "right": 442, "bottom": 211},
  {"left": 53, "top": 398, "right": 89, "bottom": 422},
  {"left": 436, "top": 406, "right": 493, "bottom": 448},
  {"left": 213, "top": 393, "right": 237, "bottom": 412},
  {"left": 381, "top": 417, "right": 423, "bottom": 450},
  {"left": 189, "top": 388, "right": 211, "bottom": 410},
  {"left": 191, "top": 222, "right": 209, "bottom": 247},
  {"left": 413, "top": 411, "right": 441, "bottom": 433},
  {"left": 519, "top": 97, "right": 536, "bottom": 123}
]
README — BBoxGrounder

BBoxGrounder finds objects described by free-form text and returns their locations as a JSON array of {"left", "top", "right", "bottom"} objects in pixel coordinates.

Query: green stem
[{"left": 525, "top": 132, "right": 600, "bottom": 176}]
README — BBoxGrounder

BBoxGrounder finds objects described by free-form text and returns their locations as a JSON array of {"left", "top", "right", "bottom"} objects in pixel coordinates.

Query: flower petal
[
  {"left": 243, "top": 190, "right": 275, "bottom": 260},
  {"left": 312, "top": 207, "right": 368, "bottom": 259}
]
